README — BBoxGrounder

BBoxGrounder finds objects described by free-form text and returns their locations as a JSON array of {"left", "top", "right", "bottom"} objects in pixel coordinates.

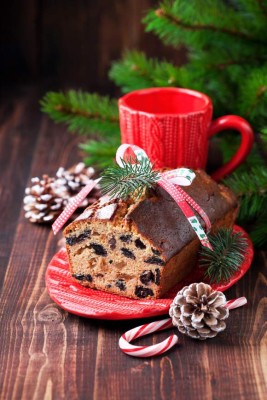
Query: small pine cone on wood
[
  {"left": 169, "top": 283, "right": 229, "bottom": 340},
  {"left": 24, "top": 176, "right": 67, "bottom": 223},
  {"left": 54, "top": 163, "right": 101, "bottom": 206}
]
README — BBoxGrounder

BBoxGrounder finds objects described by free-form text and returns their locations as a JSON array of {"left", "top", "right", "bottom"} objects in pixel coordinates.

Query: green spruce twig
[
  {"left": 249, "top": 213, "right": 267, "bottom": 248},
  {"left": 40, "top": 91, "right": 120, "bottom": 136},
  {"left": 109, "top": 50, "right": 190, "bottom": 93},
  {"left": 100, "top": 158, "right": 160, "bottom": 200},
  {"left": 224, "top": 167, "right": 267, "bottom": 222},
  {"left": 199, "top": 228, "right": 248, "bottom": 284},
  {"left": 81, "top": 137, "right": 120, "bottom": 169}
]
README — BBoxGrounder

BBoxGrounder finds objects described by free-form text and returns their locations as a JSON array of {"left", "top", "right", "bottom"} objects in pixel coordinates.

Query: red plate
[{"left": 46, "top": 225, "right": 253, "bottom": 320}]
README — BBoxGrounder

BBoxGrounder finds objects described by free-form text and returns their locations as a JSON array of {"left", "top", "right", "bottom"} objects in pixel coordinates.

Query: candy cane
[
  {"left": 225, "top": 297, "right": 247, "bottom": 310},
  {"left": 119, "top": 297, "right": 247, "bottom": 358},
  {"left": 119, "top": 318, "right": 178, "bottom": 358}
]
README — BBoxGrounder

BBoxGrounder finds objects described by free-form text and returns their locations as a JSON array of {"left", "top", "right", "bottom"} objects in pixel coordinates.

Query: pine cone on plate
[
  {"left": 24, "top": 176, "right": 67, "bottom": 223},
  {"left": 54, "top": 163, "right": 101, "bottom": 206},
  {"left": 169, "top": 282, "right": 229, "bottom": 340}
]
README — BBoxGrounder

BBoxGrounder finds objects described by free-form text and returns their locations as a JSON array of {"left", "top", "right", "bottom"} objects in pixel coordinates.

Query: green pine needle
[
  {"left": 100, "top": 158, "right": 161, "bottom": 200},
  {"left": 224, "top": 166, "right": 267, "bottom": 222},
  {"left": 199, "top": 228, "right": 248, "bottom": 284},
  {"left": 40, "top": 90, "right": 120, "bottom": 136},
  {"left": 80, "top": 137, "right": 120, "bottom": 169},
  {"left": 109, "top": 50, "right": 190, "bottom": 93},
  {"left": 248, "top": 213, "right": 267, "bottom": 248}
]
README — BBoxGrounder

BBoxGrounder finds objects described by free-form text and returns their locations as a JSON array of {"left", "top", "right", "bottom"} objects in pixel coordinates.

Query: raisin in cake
[{"left": 64, "top": 170, "right": 238, "bottom": 299}]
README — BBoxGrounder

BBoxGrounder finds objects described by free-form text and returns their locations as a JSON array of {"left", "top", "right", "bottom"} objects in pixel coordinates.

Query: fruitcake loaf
[{"left": 64, "top": 170, "right": 238, "bottom": 299}]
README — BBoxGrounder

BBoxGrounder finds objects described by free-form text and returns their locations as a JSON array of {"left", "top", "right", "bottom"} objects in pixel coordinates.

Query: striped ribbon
[
  {"left": 52, "top": 179, "right": 101, "bottom": 234},
  {"left": 52, "top": 144, "right": 212, "bottom": 249}
]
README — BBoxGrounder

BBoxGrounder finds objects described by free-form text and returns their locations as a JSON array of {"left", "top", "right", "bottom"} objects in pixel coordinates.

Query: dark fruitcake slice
[
  {"left": 65, "top": 204, "right": 165, "bottom": 299},
  {"left": 64, "top": 170, "right": 238, "bottom": 299}
]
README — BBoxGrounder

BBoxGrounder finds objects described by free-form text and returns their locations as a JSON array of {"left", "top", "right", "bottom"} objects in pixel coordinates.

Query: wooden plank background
[
  {"left": 0, "top": 0, "right": 185, "bottom": 93},
  {"left": 0, "top": 86, "right": 266, "bottom": 400},
  {"left": 0, "top": 1, "right": 266, "bottom": 398}
]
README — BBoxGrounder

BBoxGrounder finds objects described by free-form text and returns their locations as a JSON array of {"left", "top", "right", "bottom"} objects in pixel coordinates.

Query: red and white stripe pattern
[
  {"left": 158, "top": 177, "right": 212, "bottom": 249},
  {"left": 52, "top": 144, "right": 212, "bottom": 247},
  {"left": 52, "top": 178, "right": 101, "bottom": 234},
  {"left": 117, "top": 144, "right": 212, "bottom": 249},
  {"left": 225, "top": 296, "right": 247, "bottom": 310},
  {"left": 119, "top": 297, "right": 247, "bottom": 358},
  {"left": 119, "top": 318, "right": 178, "bottom": 358}
]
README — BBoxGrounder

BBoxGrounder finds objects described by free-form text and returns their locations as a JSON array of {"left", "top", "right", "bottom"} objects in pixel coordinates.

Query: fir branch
[
  {"left": 147, "top": 1, "right": 266, "bottom": 46},
  {"left": 219, "top": 136, "right": 265, "bottom": 172},
  {"left": 249, "top": 212, "right": 267, "bottom": 248},
  {"left": 81, "top": 137, "right": 120, "bottom": 169},
  {"left": 109, "top": 51, "right": 156, "bottom": 93},
  {"left": 236, "top": 66, "right": 267, "bottom": 124},
  {"left": 257, "top": 0, "right": 267, "bottom": 18},
  {"left": 100, "top": 158, "right": 160, "bottom": 200},
  {"left": 224, "top": 166, "right": 267, "bottom": 222},
  {"left": 214, "top": 53, "right": 267, "bottom": 70},
  {"left": 155, "top": 8, "right": 256, "bottom": 42},
  {"left": 257, "top": 128, "right": 267, "bottom": 162},
  {"left": 109, "top": 51, "right": 190, "bottom": 93},
  {"left": 199, "top": 228, "right": 248, "bottom": 284},
  {"left": 40, "top": 91, "right": 120, "bottom": 136}
]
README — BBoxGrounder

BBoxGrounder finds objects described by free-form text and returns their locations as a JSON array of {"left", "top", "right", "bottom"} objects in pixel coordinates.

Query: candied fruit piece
[
  {"left": 152, "top": 248, "right": 161, "bottom": 256},
  {"left": 155, "top": 268, "right": 160, "bottom": 285},
  {"left": 140, "top": 270, "right": 155, "bottom": 285},
  {"left": 85, "top": 274, "right": 93, "bottom": 282},
  {"left": 144, "top": 256, "right": 165, "bottom": 266},
  {"left": 72, "top": 273, "right": 93, "bottom": 282},
  {"left": 89, "top": 243, "right": 107, "bottom": 256},
  {"left": 66, "top": 230, "right": 91, "bottom": 246},
  {"left": 115, "top": 279, "right": 126, "bottom": 291},
  {"left": 119, "top": 234, "right": 132, "bottom": 243},
  {"left": 135, "top": 286, "right": 154, "bottom": 298},
  {"left": 121, "top": 248, "right": 136, "bottom": 259},
  {"left": 135, "top": 239, "right": 146, "bottom": 249},
  {"left": 72, "top": 274, "right": 85, "bottom": 280},
  {"left": 108, "top": 237, "right": 116, "bottom": 250}
]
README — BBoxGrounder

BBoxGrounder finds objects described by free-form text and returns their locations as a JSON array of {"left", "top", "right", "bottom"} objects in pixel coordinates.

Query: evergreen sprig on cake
[
  {"left": 100, "top": 158, "right": 160, "bottom": 200},
  {"left": 199, "top": 228, "right": 248, "bottom": 284}
]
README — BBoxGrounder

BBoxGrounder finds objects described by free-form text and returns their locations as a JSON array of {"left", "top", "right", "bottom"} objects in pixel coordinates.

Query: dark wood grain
[
  {"left": 0, "top": 0, "right": 185, "bottom": 93},
  {"left": 0, "top": 87, "right": 266, "bottom": 400}
]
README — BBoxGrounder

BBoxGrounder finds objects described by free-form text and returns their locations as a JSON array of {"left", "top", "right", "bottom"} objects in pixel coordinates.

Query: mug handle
[{"left": 208, "top": 115, "right": 254, "bottom": 181}]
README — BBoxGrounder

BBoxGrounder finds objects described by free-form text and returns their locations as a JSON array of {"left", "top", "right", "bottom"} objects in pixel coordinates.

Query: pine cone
[
  {"left": 169, "top": 283, "right": 229, "bottom": 340},
  {"left": 54, "top": 163, "right": 101, "bottom": 206},
  {"left": 24, "top": 176, "right": 67, "bottom": 223}
]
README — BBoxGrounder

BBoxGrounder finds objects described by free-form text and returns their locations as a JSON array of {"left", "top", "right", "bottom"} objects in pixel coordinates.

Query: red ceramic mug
[{"left": 118, "top": 87, "right": 254, "bottom": 180}]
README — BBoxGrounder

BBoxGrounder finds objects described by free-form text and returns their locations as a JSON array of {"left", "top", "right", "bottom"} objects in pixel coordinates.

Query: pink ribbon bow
[{"left": 52, "top": 144, "right": 212, "bottom": 249}]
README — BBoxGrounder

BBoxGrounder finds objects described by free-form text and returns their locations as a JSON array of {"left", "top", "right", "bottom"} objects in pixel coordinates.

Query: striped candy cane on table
[
  {"left": 119, "top": 318, "right": 178, "bottom": 358},
  {"left": 119, "top": 297, "right": 247, "bottom": 358},
  {"left": 224, "top": 296, "right": 247, "bottom": 310}
]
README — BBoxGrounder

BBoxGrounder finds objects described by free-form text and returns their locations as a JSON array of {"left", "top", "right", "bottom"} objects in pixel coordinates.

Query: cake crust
[{"left": 64, "top": 170, "right": 238, "bottom": 299}]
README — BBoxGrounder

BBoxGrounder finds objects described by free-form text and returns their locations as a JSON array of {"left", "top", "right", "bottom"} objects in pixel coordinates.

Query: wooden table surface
[{"left": 0, "top": 86, "right": 266, "bottom": 400}]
